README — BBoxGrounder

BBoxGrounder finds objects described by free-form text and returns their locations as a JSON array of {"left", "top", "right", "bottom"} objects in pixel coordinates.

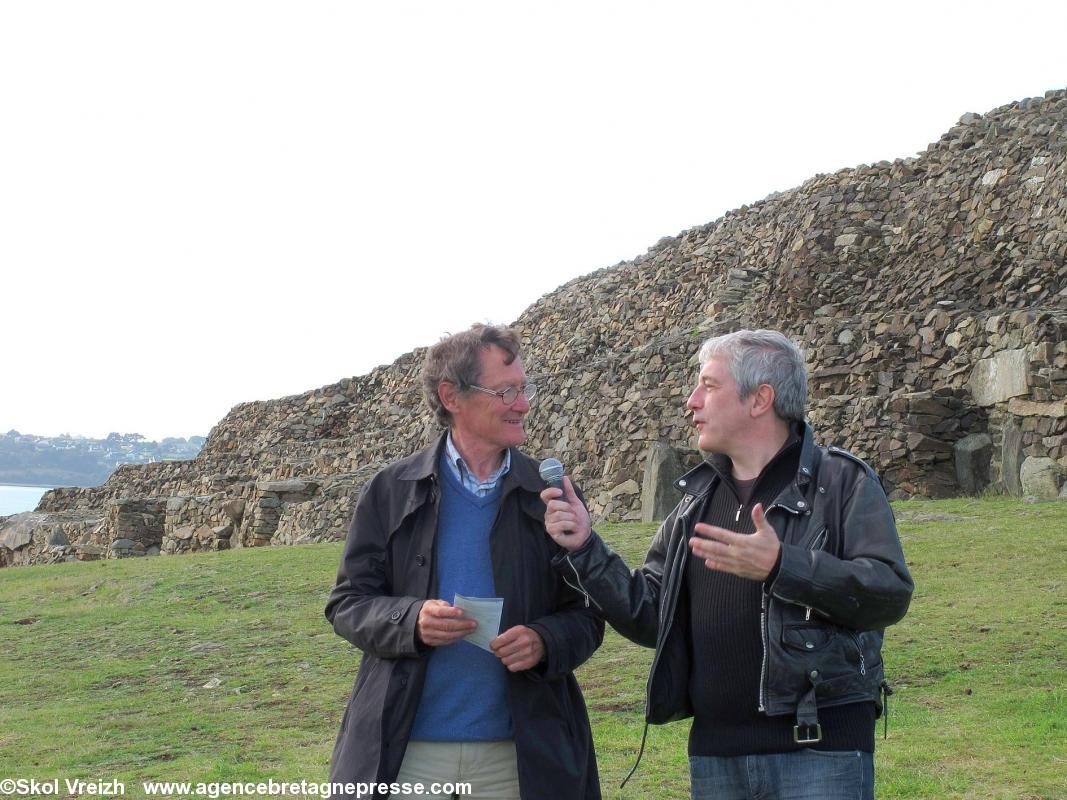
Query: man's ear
[
  {"left": 750, "top": 383, "right": 776, "bottom": 418},
  {"left": 439, "top": 381, "right": 461, "bottom": 414}
]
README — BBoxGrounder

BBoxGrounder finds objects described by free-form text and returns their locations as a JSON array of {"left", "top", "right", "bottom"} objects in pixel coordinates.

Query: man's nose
[
  {"left": 686, "top": 386, "right": 703, "bottom": 409},
  {"left": 512, "top": 392, "right": 531, "bottom": 413}
]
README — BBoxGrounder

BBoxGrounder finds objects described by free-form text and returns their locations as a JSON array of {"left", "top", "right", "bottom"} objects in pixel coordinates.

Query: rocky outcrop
[
  {"left": 954, "top": 433, "right": 993, "bottom": 495},
  {"left": 640, "top": 442, "right": 698, "bottom": 524},
  {"left": 1020, "top": 456, "right": 1063, "bottom": 499},
  {"left": 4, "top": 88, "right": 1066, "bottom": 565},
  {"left": 0, "top": 511, "right": 105, "bottom": 567}
]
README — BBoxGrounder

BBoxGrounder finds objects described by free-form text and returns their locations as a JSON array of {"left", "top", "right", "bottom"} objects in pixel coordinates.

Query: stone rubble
[{"left": 3, "top": 89, "right": 1066, "bottom": 566}]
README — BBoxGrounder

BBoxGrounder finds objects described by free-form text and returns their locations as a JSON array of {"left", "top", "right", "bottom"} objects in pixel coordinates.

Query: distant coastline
[
  {"left": 0, "top": 484, "right": 52, "bottom": 517},
  {"left": 1, "top": 430, "right": 204, "bottom": 488}
]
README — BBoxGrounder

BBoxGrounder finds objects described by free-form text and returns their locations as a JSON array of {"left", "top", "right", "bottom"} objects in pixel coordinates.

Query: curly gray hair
[{"left": 421, "top": 324, "right": 523, "bottom": 427}]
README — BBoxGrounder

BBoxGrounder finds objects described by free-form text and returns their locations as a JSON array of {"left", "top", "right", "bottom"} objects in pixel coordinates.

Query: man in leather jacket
[
  {"left": 327, "top": 324, "right": 603, "bottom": 800},
  {"left": 542, "top": 329, "right": 912, "bottom": 800}
]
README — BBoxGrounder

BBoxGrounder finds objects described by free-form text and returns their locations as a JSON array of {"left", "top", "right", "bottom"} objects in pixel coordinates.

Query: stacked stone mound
[{"left": 3, "top": 89, "right": 1066, "bottom": 566}]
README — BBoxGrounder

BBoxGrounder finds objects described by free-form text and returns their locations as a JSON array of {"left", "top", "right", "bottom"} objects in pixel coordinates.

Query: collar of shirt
[{"left": 444, "top": 431, "right": 511, "bottom": 497}]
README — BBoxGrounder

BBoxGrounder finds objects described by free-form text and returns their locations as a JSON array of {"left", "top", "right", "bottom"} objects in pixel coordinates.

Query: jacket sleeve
[
  {"left": 525, "top": 581, "right": 605, "bottom": 681},
  {"left": 522, "top": 480, "right": 605, "bottom": 681},
  {"left": 769, "top": 471, "right": 914, "bottom": 630},
  {"left": 550, "top": 506, "right": 675, "bottom": 648},
  {"left": 324, "top": 472, "right": 426, "bottom": 659}
]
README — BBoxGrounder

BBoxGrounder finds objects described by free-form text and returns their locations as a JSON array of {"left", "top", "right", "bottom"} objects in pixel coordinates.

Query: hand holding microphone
[{"left": 539, "top": 458, "right": 592, "bottom": 550}]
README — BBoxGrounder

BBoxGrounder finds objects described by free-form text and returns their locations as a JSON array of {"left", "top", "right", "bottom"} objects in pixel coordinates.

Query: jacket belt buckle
[{"left": 793, "top": 723, "right": 822, "bottom": 744}]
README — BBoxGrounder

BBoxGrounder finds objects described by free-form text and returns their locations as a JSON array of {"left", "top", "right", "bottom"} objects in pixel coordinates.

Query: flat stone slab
[
  {"left": 0, "top": 513, "right": 53, "bottom": 551},
  {"left": 257, "top": 480, "right": 319, "bottom": 494},
  {"left": 967, "top": 349, "right": 1029, "bottom": 406},
  {"left": 1007, "top": 398, "right": 1067, "bottom": 417}
]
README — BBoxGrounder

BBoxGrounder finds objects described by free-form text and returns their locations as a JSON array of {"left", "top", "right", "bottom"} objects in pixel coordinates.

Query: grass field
[{"left": 1, "top": 497, "right": 1064, "bottom": 799}]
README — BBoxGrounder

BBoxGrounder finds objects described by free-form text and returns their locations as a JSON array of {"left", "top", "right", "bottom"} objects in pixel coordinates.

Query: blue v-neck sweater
[{"left": 409, "top": 455, "right": 513, "bottom": 741}]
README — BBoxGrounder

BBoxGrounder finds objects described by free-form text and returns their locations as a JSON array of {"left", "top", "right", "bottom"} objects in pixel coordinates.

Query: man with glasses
[{"left": 326, "top": 324, "right": 603, "bottom": 800}]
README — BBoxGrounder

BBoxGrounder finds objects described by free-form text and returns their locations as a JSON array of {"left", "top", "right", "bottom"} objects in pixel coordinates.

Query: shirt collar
[{"left": 445, "top": 430, "right": 511, "bottom": 484}]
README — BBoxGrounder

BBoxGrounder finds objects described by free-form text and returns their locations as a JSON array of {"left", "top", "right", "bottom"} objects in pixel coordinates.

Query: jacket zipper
[
  {"left": 562, "top": 554, "right": 602, "bottom": 610},
  {"left": 759, "top": 592, "right": 769, "bottom": 711},
  {"left": 803, "top": 527, "right": 827, "bottom": 622},
  {"left": 807, "top": 527, "right": 827, "bottom": 552},
  {"left": 848, "top": 631, "right": 867, "bottom": 675}
]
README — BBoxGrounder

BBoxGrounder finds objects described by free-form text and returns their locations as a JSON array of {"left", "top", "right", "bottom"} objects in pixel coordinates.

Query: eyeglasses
[{"left": 467, "top": 382, "right": 538, "bottom": 405}]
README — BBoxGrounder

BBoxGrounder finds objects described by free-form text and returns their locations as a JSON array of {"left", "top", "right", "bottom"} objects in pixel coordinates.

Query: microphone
[
  {"left": 539, "top": 458, "right": 565, "bottom": 490},
  {"left": 539, "top": 457, "right": 580, "bottom": 538}
]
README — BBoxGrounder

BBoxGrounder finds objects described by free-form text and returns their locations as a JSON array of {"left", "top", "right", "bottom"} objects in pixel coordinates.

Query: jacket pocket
[
  {"left": 846, "top": 630, "right": 884, "bottom": 677},
  {"left": 781, "top": 624, "right": 834, "bottom": 653}
]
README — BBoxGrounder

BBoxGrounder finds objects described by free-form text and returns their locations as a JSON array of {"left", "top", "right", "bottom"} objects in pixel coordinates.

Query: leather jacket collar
[{"left": 672, "top": 421, "right": 821, "bottom": 514}]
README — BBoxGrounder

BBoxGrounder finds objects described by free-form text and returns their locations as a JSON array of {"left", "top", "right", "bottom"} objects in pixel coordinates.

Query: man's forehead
[
  {"left": 479, "top": 346, "right": 524, "bottom": 376},
  {"left": 698, "top": 355, "right": 728, "bottom": 379}
]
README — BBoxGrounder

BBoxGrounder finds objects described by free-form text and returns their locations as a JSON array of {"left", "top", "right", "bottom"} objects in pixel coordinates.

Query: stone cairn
[{"left": 3, "top": 89, "right": 1065, "bottom": 567}]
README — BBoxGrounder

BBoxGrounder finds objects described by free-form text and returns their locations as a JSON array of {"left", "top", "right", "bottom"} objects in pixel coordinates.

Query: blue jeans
[{"left": 689, "top": 750, "right": 874, "bottom": 800}]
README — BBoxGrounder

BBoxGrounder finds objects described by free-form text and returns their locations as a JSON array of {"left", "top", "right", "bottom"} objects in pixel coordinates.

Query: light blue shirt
[{"left": 444, "top": 431, "right": 511, "bottom": 497}]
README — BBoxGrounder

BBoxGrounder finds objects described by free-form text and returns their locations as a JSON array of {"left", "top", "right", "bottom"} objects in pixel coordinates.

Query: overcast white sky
[{"left": 1, "top": 1, "right": 1064, "bottom": 441}]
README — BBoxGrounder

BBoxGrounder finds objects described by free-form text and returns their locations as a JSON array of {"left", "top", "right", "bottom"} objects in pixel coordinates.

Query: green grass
[{"left": 0, "top": 497, "right": 1064, "bottom": 798}]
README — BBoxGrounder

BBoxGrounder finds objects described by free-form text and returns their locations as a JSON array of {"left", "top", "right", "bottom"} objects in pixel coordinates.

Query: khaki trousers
[{"left": 391, "top": 740, "right": 520, "bottom": 800}]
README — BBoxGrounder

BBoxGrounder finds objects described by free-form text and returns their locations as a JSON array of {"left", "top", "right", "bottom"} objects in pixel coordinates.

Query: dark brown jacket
[{"left": 326, "top": 433, "right": 603, "bottom": 799}]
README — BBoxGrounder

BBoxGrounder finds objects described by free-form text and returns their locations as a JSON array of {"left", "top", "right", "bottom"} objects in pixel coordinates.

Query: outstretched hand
[
  {"left": 540, "top": 476, "right": 592, "bottom": 550},
  {"left": 689, "top": 502, "right": 781, "bottom": 581}
]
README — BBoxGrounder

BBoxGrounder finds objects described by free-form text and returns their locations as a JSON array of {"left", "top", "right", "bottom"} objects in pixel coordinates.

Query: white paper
[{"left": 453, "top": 594, "right": 504, "bottom": 652}]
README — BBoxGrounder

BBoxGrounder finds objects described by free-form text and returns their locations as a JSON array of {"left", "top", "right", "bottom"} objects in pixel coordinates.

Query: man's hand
[
  {"left": 540, "top": 476, "right": 591, "bottom": 550},
  {"left": 416, "top": 599, "right": 478, "bottom": 647},
  {"left": 490, "top": 625, "right": 545, "bottom": 672},
  {"left": 689, "top": 502, "right": 781, "bottom": 581}
]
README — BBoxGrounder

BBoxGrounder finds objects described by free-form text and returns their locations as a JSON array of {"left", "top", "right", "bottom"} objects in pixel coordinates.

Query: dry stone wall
[
  {"left": 4, "top": 89, "right": 1066, "bottom": 565},
  {"left": 0, "top": 512, "right": 105, "bottom": 566}
]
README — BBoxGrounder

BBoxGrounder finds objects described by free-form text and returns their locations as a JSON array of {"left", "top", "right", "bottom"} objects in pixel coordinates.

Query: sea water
[{"left": 0, "top": 485, "right": 51, "bottom": 516}]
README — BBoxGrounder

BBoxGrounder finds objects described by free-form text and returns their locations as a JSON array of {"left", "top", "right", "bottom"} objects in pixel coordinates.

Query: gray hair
[
  {"left": 697, "top": 329, "right": 807, "bottom": 421},
  {"left": 421, "top": 324, "right": 523, "bottom": 427}
]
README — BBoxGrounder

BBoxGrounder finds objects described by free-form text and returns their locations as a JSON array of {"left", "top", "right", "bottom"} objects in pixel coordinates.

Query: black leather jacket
[{"left": 554, "top": 423, "right": 913, "bottom": 741}]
